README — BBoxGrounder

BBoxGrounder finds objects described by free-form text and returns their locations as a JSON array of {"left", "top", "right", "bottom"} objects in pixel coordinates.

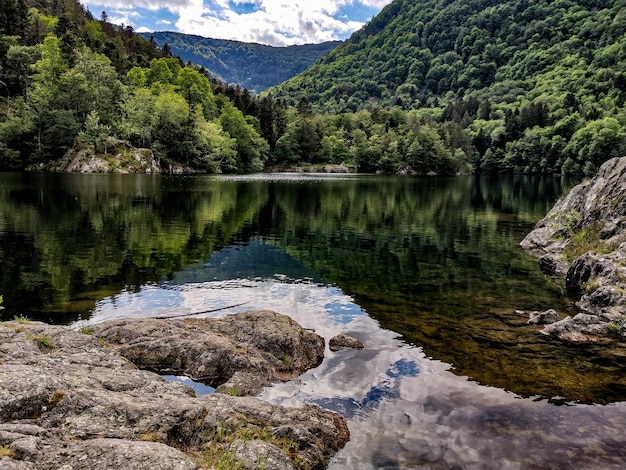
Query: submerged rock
[
  {"left": 329, "top": 334, "right": 365, "bottom": 351},
  {"left": 528, "top": 309, "right": 560, "bottom": 325},
  {"left": 522, "top": 157, "right": 626, "bottom": 343},
  {"left": 0, "top": 313, "right": 349, "bottom": 469}
]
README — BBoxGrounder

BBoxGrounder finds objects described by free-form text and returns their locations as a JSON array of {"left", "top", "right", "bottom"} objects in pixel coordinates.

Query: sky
[{"left": 83, "top": 0, "right": 394, "bottom": 47}]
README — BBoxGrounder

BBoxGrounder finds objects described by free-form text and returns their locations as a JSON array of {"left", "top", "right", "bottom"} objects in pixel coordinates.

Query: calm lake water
[{"left": 2, "top": 172, "right": 626, "bottom": 468}]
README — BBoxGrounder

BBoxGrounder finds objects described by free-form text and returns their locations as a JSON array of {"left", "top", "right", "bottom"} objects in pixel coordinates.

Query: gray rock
[
  {"left": 35, "top": 438, "right": 198, "bottom": 470},
  {"left": 541, "top": 317, "right": 590, "bottom": 343},
  {"left": 565, "top": 252, "right": 615, "bottom": 295},
  {"left": 329, "top": 334, "right": 364, "bottom": 351},
  {"left": 538, "top": 254, "right": 568, "bottom": 276},
  {"left": 91, "top": 310, "right": 325, "bottom": 396},
  {"left": 230, "top": 439, "right": 295, "bottom": 470},
  {"left": 0, "top": 314, "right": 349, "bottom": 469},
  {"left": 528, "top": 309, "right": 560, "bottom": 325},
  {"left": 521, "top": 157, "right": 626, "bottom": 343}
]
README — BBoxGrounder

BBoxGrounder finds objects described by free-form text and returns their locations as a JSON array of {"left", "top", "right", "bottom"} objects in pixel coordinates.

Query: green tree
[
  {"left": 219, "top": 102, "right": 268, "bottom": 173},
  {"left": 78, "top": 110, "right": 111, "bottom": 154},
  {"left": 565, "top": 118, "right": 626, "bottom": 169}
]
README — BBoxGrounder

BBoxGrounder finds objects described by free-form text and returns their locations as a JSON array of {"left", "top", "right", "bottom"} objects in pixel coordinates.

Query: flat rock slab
[{"left": 0, "top": 312, "right": 349, "bottom": 469}]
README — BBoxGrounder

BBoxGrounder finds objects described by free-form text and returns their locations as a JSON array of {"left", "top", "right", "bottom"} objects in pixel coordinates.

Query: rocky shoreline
[
  {"left": 0, "top": 311, "right": 350, "bottom": 469},
  {"left": 521, "top": 156, "right": 626, "bottom": 344}
]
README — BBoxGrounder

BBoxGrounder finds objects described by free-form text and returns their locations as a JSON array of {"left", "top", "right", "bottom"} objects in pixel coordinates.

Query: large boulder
[
  {"left": 0, "top": 313, "right": 348, "bottom": 469},
  {"left": 521, "top": 157, "right": 626, "bottom": 342},
  {"left": 91, "top": 310, "right": 325, "bottom": 396}
]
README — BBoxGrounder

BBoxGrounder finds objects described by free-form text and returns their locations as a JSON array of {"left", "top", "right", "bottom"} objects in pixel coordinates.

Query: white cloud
[
  {"left": 175, "top": 0, "right": 369, "bottom": 46},
  {"left": 85, "top": 0, "right": 393, "bottom": 46}
]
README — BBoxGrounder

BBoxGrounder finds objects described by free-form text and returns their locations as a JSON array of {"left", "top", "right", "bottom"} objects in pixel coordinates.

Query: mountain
[
  {"left": 268, "top": 0, "right": 626, "bottom": 113},
  {"left": 141, "top": 32, "right": 341, "bottom": 93},
  {"left": 266, "top": 0, "right": 626, "bottom": 174}
]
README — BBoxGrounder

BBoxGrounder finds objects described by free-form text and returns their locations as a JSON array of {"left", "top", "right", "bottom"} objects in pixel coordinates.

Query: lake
[{"left": 2, "top": 172, "right": 626, "bottom": 468}]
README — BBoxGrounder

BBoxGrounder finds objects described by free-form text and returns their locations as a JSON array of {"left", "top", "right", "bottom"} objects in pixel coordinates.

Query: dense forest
[
  {"left": 0, "top": 0, "right": 625, "bottom": 175},
  {"left": 143, "top": 32, "right": 341, "bottom": 93},
  {"left": 269, "top": 0, "right": 626, "bottom": 175}
]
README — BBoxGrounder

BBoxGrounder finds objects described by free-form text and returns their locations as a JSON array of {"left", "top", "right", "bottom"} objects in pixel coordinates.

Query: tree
[
  {"left": 78, "top": 110, "right": 111, "bottom": 154},
  {"left": 565, "top": 118, "right": 626, "bottom": 169},
  {"left": 219, "top": 102, "right": 268, "bottom": 173}
]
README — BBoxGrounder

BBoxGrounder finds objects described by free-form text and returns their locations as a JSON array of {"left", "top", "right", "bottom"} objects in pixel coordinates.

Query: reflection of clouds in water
[{"left": 78, "top": 278, "right": 626, "bottom": 469}]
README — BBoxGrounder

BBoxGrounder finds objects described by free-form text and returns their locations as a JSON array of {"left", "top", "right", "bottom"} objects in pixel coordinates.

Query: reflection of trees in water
[{"left": 0, "top": 174, "right": 268, "bottom": 322}]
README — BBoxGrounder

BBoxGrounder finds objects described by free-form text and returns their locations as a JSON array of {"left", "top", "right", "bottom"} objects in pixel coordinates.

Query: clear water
[{"left": 2, "top": 172, "right": 626, "bottom": 468}]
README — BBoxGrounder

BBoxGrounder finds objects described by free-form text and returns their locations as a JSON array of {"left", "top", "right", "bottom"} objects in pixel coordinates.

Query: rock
[
  {"left": 0, "top": 314, "right": 348, "bottom": 469},
  {"left": 522, "top": 157, "right": 626, "bottom": 343},
  {"left": 541, "top": 317, "right": 590, "bottom": 343},
  {"left": 528, "top": 309, "right": 560, "bottom": 325},
  {"left": 91, "top": 310, "right": 325, "bottom": 396},
  {"left": 538, "top": 254, "right": 568, "bottom": 276},
  {"left": 329, "top": 334, "right": 364, "bottom": 351},
  {"left": 26, "top": 145, "right": 162, "bottom": 174},
  {"left": 565, "top": 252, "right": 615, "bottom": 295},
  {"left": 230, "top": 439, "right": 295, "bottom": 470}
]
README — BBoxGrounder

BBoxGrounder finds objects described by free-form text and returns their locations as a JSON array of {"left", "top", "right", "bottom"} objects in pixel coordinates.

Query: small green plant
[
  {"left": 29, "top": 334, "right": 55, "bottom": 352},
  {"left": 581, "top": 280, "right": 601, "bottom": 295},
  {"left": 0, "top": 444, "right": 16, "bottom": 459},
  {"left": 563, "top": 221, "right": 606, "bottom": 262},
  {"left": 195, "top": 421, "right": 302, "bottom": 469},
  {"left": 228, "top": 387, "right": 239, "bottom": 396},
  {"left": 12, "top": 315, "right": 32, "bottom": 324},
  {"left": 78, "top": 327, "right": 94, "bottom": 335},
  {"left": 607, "top": 322, "right": 621, "bottom": 334}
]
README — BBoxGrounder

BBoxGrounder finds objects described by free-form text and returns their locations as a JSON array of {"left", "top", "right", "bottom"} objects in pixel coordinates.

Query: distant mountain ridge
[{"left": 141, "top": 31, "right": 341, "bottom": 93}]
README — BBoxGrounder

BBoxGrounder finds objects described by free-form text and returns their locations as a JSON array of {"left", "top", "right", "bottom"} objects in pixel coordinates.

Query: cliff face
[{"left": 521, "top": 157, "right": 626, "bottom": 342}]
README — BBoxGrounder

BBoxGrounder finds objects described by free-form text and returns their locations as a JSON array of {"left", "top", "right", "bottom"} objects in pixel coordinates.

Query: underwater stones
[
  {"left": 329, "top": 333, "right": 365, "bottom": 351},
  {"left": 528, "top": 309, "right": 560, "bottom": 325},
  {"left": 541, "top": 314, "right": 610, "bottom": 343},
  {"left": 0, "top": 314, "right": 348, "bottom": 469}
]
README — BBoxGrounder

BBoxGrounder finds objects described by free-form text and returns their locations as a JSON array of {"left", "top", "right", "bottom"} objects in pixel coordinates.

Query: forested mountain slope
[
  {"left": 1, "top": 0, "right": 625, "bottom": 176},
  {"left": 142, "top": 32, "right": 341, "bottom": 93},
  {"left": 0, "top": 0, "right": 288, "bottom": 173},
  {"left": 267, "top": 0, "right": 626, "bottom": 174}
]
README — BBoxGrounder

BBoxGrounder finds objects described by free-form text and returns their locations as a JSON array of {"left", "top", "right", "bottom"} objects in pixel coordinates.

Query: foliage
[
  {"left": 268, "top": 0, "right": 626, "bottom": 175},
  {"left": 143, "top": 31, "right": 341, "bottom": 93},
  {"left": 1, "top": 0, "right": 626, "bottom": 175}
]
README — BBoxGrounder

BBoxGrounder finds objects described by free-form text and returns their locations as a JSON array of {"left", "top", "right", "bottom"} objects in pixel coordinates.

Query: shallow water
[{"left": 3, "top": 172, "right": 626, "bottom": 468}]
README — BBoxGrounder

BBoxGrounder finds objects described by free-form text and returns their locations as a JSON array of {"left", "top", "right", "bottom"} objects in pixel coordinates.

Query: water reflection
[
  {"left": 4, "top": 172, "right": 626, "bottom": 467},
  {"left": 77, "top": 247, "right": 626, "bottom": 469}
]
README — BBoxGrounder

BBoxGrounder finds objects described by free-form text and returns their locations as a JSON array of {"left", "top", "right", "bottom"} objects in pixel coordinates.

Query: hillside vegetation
[
  {"left": 268, "top": 0, "right": 626, "bottom": 175},
  {"left": 142, "top": 32, "right": 340, "bottom": 93},
  {"left": 1, "top": 0, "right": 625, "bottom": 175},
  {"left": 0, "top": 0, "right": 283, "bottom": 173}
]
